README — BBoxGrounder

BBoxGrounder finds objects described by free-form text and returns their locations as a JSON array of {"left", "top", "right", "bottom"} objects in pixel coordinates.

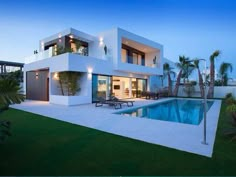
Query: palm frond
[
  {"left": 210, "top": 50, "right": 220, "bottom": 62},
  {"left": 219, "top": 62, "right": 233, "bottom": 75},
  {"left": 0, "top": 78, "right": 24, "bottom": 106}
]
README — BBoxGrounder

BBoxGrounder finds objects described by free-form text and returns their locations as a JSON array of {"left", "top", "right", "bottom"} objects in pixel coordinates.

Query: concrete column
[
  {"left": 4, "top": 64, "right": 6, "bottom": 73},
  {"left": 0, "top": 65, "right": 3, "bottom": 74},
  {"left": 129, "top": 78, "right": 132, "bottom": 98}
]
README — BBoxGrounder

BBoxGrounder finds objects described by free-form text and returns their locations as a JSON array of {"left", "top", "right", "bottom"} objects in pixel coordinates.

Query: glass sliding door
[
  {"left": 137, "top": 79, "right": 147, "bottom": 97},
  {"left": 92, "top": 74, "right": 112, "bottom": 102}
]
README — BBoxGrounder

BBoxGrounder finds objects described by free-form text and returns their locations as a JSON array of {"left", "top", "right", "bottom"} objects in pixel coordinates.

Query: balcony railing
[
  {"left": 24, "top": 47, "right": 53, "bottom": 64},
  {"left": 123, "top": 56, "right": 160, "bottom": 68},
  {"left": 24, "top": 46, "right": 90, "bottom": 64}
]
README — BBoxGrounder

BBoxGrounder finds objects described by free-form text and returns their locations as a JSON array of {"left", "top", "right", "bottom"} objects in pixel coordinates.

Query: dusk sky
[{"left": 0, "top": 0, "right": 235, "bottom": 76}]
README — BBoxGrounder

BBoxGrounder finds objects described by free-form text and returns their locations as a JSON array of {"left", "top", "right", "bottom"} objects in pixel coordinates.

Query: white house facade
[{"left": 24, "top": 27, "right": 165, "bottom": 105}]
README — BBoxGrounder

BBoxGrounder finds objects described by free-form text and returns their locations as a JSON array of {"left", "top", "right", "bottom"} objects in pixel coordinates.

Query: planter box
[{"left": 50, "top": 95, "right": 91, "bottom": 106}]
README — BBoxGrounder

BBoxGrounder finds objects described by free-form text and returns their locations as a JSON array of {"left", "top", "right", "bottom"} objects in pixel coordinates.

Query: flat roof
[{"left": 0, "top": 60, "right": 24, "bottom": 67}]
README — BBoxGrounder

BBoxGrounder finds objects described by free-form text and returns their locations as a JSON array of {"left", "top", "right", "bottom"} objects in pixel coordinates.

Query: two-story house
[{"left": 24, "top": 27, "right": 164, "bottom": 105}]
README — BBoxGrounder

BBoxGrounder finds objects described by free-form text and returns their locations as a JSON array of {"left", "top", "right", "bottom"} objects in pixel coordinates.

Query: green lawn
[{"left": 0, "top": 102, "right": 235, "bottom": 175}]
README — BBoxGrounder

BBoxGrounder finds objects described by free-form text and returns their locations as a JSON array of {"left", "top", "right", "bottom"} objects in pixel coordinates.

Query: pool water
[{"left": 116, "top": 99, "right": 214, "bottom": 125}]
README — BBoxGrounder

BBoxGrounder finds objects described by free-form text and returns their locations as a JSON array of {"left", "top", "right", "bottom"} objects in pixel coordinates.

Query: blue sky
[{"left": 0, "top": 0, "right": 235, "bottom": 76}]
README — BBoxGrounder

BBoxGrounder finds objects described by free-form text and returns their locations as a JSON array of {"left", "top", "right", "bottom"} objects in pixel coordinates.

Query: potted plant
[{"left": 104, "top": 45, "right": 107, "bottom": 55}]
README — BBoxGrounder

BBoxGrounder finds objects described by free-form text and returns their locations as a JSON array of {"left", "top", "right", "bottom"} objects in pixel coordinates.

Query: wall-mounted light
[
  {"left": 58, "top": 33, "right": 62, "bottom": 43},
  {"left": 88, "top": 67, "right": 93, "bottom": 74},
  {"left": 35, "top": 72, "right": 39, "bottom": 79},
  {"left": 53, "top": 72, "right": 59, "bottom": 80},
  {"left": 87, "top": 67, "right": 93, "bottom": 80},
  {"left": 99, "top": 37, "right": 104, "bottom": 46},
  {"left": 41, "top": 41, "right": 44, "bottom": 50},
  {"left": 69, "top": 34, "right": 73, "bottom": 39}
]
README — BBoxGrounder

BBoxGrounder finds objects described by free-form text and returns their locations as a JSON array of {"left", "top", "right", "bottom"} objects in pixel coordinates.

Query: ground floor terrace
[
  {"left": 11, "top": 98, "right": 221, "bottom": 157},
  {"left": 25, "top": 68, "right": 150, "bottom": 105}
]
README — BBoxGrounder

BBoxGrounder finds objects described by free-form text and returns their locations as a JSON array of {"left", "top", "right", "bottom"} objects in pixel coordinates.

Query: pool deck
[{"left": 11, "top": 98, "right": 221, "bottom": 157}]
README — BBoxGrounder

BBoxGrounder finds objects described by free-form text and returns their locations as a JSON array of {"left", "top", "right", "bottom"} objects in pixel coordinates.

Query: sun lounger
[
  {"left": 109, "top": 96, "right": 134, "bottom": 107},
  {"left": 95, "top": 97, "right": 123, "bottom": 109}
]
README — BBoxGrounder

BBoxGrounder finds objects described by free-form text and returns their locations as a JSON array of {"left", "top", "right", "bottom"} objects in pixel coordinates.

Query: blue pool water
[{"left": 116, "top": 99, "right": 214, "bottom": 125}]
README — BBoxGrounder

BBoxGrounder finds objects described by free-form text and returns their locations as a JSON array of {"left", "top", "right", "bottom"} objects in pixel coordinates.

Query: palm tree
[
  {"left": 0, "top": 78, "right": 24, "bottom": 143},
  {"left": 0, "top": 78, "right": 24, "bottom": 107},
  {"left": 219, "top": 62, "right": 233, "bottom": 86},
  {"left": 163, "top": 63, "right": 175, "bottom": 96},
  {"left": 193, "top": 59, "right": 204, "bottom": 98},
  {"left": 207, "top": 50, "right": 220, "bottom": 98},
  {"left": 173, "top": 55, "right": 189, "bottom": 97}
]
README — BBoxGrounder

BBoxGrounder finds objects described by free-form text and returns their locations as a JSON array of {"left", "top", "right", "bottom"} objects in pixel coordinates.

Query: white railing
[{"left": 24, "top": 47, "right": 53, "bottom": 64}]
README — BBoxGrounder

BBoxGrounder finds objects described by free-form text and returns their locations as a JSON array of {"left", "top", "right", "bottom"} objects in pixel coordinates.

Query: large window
[
  {"left": 92, "top": 75, "right": 112, "bottom": 102},
  {"left": 122, "top": 44, "right": 145, "bottom": 66}
]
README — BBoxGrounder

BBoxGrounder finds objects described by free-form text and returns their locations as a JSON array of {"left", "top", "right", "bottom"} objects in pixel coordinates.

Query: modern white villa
[{"left": 24, "top": 27, "right": 173, "bottom": 105}]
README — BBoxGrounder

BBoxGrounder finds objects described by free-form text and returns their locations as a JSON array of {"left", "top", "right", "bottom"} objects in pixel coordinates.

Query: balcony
[
  {"left": 24, "top": 46, "right": 89, "bottom": 64},
  {"left": 116, "top": 38, "right": 162, "bottom": 75}
]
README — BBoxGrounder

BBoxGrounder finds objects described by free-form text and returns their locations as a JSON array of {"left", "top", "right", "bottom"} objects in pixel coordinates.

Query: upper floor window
[
  {"left": 122, "top": 44, "right": 145, "bottom": 66},
  {"left": 44, "top": 35, "right": 89, "bottom": 56}
]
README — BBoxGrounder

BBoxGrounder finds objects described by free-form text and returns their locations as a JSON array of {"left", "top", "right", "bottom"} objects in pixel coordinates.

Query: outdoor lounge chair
[
  {"left": 95, "top": 97, "right": 123, "bottom": 109},
  {"left": 109, "top": 96, "right": 134, "bottom": 107}
]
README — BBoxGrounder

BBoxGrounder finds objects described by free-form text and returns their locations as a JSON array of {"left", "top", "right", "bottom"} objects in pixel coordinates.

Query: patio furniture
[
  {"left": 143, "top": 91, "right": 159, "bottom": 100},
  {"left": 109, "top": 96, "right": 134, "bottom": 107},
  {"left": 158, "top": 88, "right": 169, "bottom": 98},
  {"left": 95, "top": 97, "right": 123, "bottom": 109}
]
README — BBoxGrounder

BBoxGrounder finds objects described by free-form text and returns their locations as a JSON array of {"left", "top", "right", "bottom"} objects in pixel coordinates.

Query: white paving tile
[{"left": 11, "top": 98, "right": 221, "bottom": 157}]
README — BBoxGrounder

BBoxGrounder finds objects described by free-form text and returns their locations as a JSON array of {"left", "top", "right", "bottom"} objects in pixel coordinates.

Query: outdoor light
[
  {"left": 87, "top": 67, "right": 93, "bottom": 80},
  {"left": 88, "top": 67, "right": 93, "bottom": 74},
  {"left": 35, "top": 72, "right": 39, "bottom": 79},
  {"left": 53, "top": 72, "right": 58, "bottom": 80},
  {"left": 99, "top": 37, "right": 104, "bottom": 46},
  {"left": 41, "top": 41, "right": 44, "bottom": 50}
]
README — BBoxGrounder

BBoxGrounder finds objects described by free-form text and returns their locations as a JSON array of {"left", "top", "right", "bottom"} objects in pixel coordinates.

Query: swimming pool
[{"left": 116, "top": 99, "right": 214, "bottom": 125}]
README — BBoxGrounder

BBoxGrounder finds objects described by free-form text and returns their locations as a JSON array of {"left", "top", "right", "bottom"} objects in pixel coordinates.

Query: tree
[
  {"left": 58, "top": 71, "right": 81, "bottom": 96},
  {"left": 0, "top": 78, "right": 24, "bottom": 107},
  {"left": 173, "top": 55, "right": 189, "bottom": 97},
  {"left": 207, "top": 50, "right": 220, "bottom": 98},
  {"left": 163, "top": 63, "right": 175, "bottom": 96},
  {"left": 0, "top": 78, "right": 24, "bottom": 143},
  {"left": 194, "top": 59, "right": 205, "bottom": 98},
  {"left": 219, "top": 62, "right": 233, "bottom": 86}
]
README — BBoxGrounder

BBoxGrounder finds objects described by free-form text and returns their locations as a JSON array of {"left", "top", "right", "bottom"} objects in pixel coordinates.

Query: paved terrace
[{"left": 11, "top": 98, "right": 221, "bottom": 157}]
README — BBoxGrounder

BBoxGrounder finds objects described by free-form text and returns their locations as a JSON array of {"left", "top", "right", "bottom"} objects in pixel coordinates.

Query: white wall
[
  {"left": 214, "top": 86, "right": 236, "bottom": 98},
  {"left": 145, "top": 51, "right": 161, "bottom": 68},
  {"left": 50, "top": 95, "right": 90, "bottom": 106},
  {"left": 116, "top": 28, "right": 163, "bottom": 75},
  {"left": 176, "top": 85, "right": 236, "bottom": 98},
  {"left": 97, "top": 28, "right": 118, "bottom": 66},
  {"left": 49, "top": 72, "right": 92, "bottom": 106}
]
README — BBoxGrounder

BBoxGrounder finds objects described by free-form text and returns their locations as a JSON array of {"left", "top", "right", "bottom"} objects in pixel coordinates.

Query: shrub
[
  {"left": 225, "top": 93, "right": 233, "bottom": 99},
  {"left": 224, "top": 93, "right": 235, "bottom": 105}
]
